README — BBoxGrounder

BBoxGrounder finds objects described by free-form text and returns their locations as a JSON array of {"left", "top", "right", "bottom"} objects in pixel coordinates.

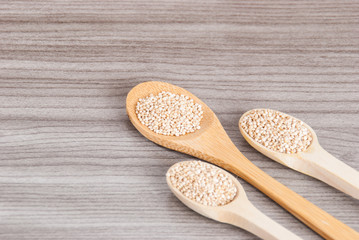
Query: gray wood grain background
[{"left": 0, "top": 0, "right": 358, "bottom": 239}]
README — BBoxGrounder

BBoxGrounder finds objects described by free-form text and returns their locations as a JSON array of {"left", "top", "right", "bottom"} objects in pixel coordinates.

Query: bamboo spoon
[
  {"left": 239, "top": 109, "right": 359, "bottom": 200},
  {"left": 126, "top": 81, "right": 359, "bottom": 240},
  {"left": 167, "top": 161, "right": 302, "bottom": 240}
]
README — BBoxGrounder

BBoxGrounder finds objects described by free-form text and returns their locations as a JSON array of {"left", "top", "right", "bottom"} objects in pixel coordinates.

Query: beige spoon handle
[
  {"left": 298, "top": 145, "right": 359, "bottom": 199},
  {"left": 226, "top": 201, "right": 302, "bottom": 240},
  {"left": 224, "top": 150, "right": 359, "bottom": 240}
]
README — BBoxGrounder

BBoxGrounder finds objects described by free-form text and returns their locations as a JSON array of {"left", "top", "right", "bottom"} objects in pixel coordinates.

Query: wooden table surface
[{"left": 1, "top": 1, "right": 358, "bottom": 239}]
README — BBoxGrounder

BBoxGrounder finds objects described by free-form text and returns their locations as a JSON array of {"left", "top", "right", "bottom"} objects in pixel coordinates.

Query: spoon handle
[
  {"left": 226, "top": 201, "right": 302, "bottom": 240},
  {"left": 298, "top": 145, "right": 359, "bottom": 199},
  {"left": 224, "top": 150, "right": 359, "bottom": 240}
]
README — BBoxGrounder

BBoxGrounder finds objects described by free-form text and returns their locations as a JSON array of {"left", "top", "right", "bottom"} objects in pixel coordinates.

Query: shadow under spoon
[
  {"left": 239, "top": 109, "right": 359, "bottom": 200},
  {"left": 126, "top": 81, "right": 359, "bottom": 240}
]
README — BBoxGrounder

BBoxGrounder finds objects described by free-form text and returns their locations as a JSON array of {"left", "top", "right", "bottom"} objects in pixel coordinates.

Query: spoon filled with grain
[
  {"left": 239, "top": 109, "right": 359, "bottom": 199},
  {"left": 167, "top": 160, "right": 302, "bottom": 240},
  {"left": 126, "top": 81, "right": 359, "bottom": 240}
]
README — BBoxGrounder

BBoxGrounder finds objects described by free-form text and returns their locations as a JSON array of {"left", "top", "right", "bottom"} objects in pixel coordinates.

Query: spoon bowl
[
  {"left": 126, "top": 81, "right": 359, "bottom": 240},
  {"left": 126, "top": 81, "right": 223, "bottom": 159},
  {"left": 166, "top": 161, "right": 302, "bottom": 240},
  {"left": 239, "top": 109, "right": 359, "bottom": 199}
]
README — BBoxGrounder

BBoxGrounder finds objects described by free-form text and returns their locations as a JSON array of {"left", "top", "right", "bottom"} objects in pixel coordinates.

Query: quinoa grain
[
  {"left": 240, "top": 109, "right": 312, "bottom": 154},
  {"left": 167, "top": 161, "right": 237, "bottom": 207},
  {"left": 136, "top": 91, "right": 203, "bottom": 136}
]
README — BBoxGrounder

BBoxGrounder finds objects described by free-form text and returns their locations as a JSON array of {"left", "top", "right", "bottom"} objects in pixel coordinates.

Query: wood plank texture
[{"left": 0, "top": 0, "right": 358, "bottom": 239}]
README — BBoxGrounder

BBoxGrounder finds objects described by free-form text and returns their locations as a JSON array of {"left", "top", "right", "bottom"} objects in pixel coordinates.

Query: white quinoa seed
[
  {"left": 167, "top": 161, "right": 237, "bottom": 207},
  {"left": 136, "top": 91, "right": 203, "bottom": 136},
  {"left": 240, "top": 109, "right": 313, "bottom": 154}
]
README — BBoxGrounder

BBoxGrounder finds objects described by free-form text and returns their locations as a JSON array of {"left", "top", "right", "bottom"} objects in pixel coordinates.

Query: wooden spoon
[
  {"left": 167, "top": 161, "right": 302, "bottom": 240},
  {"left": 239, "top": 109, "right": 359, "bottom": 200},
  {"left": 126, "top": 81, "right": 359, "bottom": 240}
]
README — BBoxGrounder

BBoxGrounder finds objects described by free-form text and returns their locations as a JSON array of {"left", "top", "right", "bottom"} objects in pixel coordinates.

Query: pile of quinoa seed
[
  {"left": 167, "top": 161, "right": 237, "bottom": 207},
  {"left": 240, "top": 109, "right": 313, "bottom": 154},
  {"left": 136, "top": 91, "right": 203, "bottom": 136}
]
